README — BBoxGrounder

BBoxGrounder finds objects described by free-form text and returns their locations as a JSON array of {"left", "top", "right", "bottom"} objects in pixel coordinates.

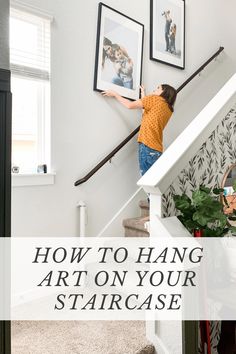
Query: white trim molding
[
  {"left": 10, "top": 0, "right": 54, "bottom": 22},
  {"left": 12, "top": 173, "right": 55, "bottom": 187}
]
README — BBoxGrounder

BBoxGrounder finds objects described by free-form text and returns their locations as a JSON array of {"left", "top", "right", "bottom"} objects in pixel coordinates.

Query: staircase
[{"left": 123, "top": 200, "right": 150, "bottom": 237}]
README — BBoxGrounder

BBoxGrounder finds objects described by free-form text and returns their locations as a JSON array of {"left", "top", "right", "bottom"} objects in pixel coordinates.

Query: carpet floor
[{"left": 11, "top": 321, "right": 154, "bottom": 354}]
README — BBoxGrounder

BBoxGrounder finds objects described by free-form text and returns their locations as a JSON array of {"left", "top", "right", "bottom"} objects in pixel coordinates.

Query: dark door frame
[{"left": 0, "top": 68, "right": 12, "bottom": 354}]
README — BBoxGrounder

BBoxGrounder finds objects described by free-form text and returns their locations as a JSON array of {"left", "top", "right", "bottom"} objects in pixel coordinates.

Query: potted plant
[{"left": 173, "top": 185, "right": 236, "bottom": 237}]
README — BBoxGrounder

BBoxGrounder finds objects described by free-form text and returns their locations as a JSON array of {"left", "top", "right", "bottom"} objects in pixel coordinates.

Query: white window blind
[
  {"left": 10, "top": 7, "right": 50, "bottom": 80},
  {"left": 10, "top": 6, "right": 51, "bottom": 173}
]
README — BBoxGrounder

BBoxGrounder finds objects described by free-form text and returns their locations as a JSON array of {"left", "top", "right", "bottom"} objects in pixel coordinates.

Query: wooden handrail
[
  {"left": 74, "top": 46, "right": 224, "bottom": 187},
  {"left": 176, "top": 46, "right": 224, "bottom": 92}
]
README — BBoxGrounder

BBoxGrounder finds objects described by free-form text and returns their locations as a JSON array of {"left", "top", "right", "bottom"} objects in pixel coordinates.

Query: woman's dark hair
[
  {"left": 160, "top": 84, "right": 177, "bottom": 112},
  {"left": 111, "top": 44, "right": 121, "bottom": 51},
  {"left": 103, "top": 37, "right": 112, "bottom": 47},
  {"left": 102, "top": 38, "right": 113, "bottom": 68}
]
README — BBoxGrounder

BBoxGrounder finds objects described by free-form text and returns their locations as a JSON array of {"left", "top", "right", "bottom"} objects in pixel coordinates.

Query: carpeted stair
[{"left": 123, "top": 200, "right": 150, "bottom": 237}]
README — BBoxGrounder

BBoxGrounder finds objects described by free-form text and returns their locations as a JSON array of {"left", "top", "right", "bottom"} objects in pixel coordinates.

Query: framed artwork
[
  {"left": 93, "top": 3, "right": 144, "bottom": 100},
  {"left": 150, "top": 0, "right": 185, "bottom": 69}
]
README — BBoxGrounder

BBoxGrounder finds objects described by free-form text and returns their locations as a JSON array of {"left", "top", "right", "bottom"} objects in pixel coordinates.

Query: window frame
[{"left": 10, "top": 3, "right": 52, "bottom": 175}]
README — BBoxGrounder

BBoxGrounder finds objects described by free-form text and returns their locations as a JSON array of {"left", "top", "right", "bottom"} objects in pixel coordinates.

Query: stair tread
[
  {"left": 139, "top": 200, "right": 149, "bottom": 209},
  {"left": 135, "top": 344, "right": 155, "bottom": 354},
  {"left": 123, "top": 216, "right": 149, "bottom": 233}
]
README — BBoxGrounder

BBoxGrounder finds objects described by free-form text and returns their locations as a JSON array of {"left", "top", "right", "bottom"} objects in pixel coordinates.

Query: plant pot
[{"left": 193, "top": 228, "right": 204, "bottom": 237}]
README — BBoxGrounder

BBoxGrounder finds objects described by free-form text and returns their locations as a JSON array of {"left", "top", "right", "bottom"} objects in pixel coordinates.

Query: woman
[{"left": 102, "top": 84, "right": 177, "bottom": 176}]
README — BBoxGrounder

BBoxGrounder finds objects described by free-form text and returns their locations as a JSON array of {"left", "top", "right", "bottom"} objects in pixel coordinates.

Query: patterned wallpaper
[
  {"left": 161, "top": 105, "right": 236, "bottom": 354},
  {"left": 162, "top": 106, "right": 236, "bottom": 218}
]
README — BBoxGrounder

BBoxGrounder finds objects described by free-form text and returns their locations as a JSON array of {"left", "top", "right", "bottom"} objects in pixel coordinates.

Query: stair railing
[{"left": 74, "top": 46, "right": 224, "bottom": 187}]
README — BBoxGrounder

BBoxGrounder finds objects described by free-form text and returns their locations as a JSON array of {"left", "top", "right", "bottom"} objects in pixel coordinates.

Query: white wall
[
  {"left": 0, "top": 0, "right": 9, "bottom": 70},
  {"left": 11, "top": 0, "right": 236, "bottom": 237}
]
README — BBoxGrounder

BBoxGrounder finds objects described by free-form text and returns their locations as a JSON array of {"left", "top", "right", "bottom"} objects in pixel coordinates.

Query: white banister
[{"left": 77, "top": 201, "right": 87, "bottom": 237}]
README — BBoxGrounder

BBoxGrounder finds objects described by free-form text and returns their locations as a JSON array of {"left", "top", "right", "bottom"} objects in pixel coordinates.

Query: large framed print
[
  {"left": 150, "top": 0, "right": 185, "bottom": 69},
  {"left": 94, "top": 3, "right": 144, "bottom": 100}
]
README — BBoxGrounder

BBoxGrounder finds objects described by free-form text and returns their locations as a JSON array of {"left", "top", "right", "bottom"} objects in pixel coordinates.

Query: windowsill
[{"left": 12, "top": 173, "right": 55, "bottom": 187}]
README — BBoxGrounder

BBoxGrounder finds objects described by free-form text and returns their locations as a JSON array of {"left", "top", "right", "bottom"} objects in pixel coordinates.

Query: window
[{"left": 10, "top": 6, "right": 51, "bottom": 173}]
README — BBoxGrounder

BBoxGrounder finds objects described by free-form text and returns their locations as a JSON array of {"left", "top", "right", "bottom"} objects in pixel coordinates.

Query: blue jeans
[
  {"left": 112, "top": 76, "right": 133, "bottom": 89},
  {"left": 138, "top": 143, "right": 162, "bottom": 176}
]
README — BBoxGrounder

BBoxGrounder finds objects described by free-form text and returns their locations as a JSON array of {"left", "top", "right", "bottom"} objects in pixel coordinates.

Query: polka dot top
[{"left": 137, "top": 95, "right": 172, "bottom": 152}]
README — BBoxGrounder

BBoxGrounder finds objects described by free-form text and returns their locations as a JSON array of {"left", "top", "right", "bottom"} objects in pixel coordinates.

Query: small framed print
[
  {"left": 150, "top": 0, "right": 185, "bottom": 69},
  {"left": 94, "top": 2, "right": 144, "bottom": 100}
]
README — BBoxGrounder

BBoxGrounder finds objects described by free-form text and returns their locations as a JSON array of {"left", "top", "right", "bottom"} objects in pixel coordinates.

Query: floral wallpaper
[
  {"left": 162, "top": 105, "right": 236, "bottom": 354},
  {"left": 162, "top": 106, "right": 236, "bottom": 218}
]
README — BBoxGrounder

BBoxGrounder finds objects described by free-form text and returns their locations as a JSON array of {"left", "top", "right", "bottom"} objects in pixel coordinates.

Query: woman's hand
[
  {"left": 101, "top": 90, "right": 118, "bottom": 97},
  {"left": 101, "top": 90, "right": 143, "bottom": 109}
]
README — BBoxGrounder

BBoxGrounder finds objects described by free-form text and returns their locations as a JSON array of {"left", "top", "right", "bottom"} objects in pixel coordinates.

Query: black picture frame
[
  {"left": 94, "top": 2, "right": 144, "bottom": 100},
  {"left": 150, "top": 0, "right": 185, "bottom": 70}
]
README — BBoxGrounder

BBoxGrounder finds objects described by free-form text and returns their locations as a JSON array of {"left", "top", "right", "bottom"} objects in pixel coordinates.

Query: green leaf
[
  {"left": 174, "top": 185, "right": 232, "bottom": 237},
  {"left": 192, "top": 211, "right": 209, "bottom": 226},
  {"left": 233, "top": 180, "right": 236, "bottom": 192},
  {"left": 212, "top": 209, "right": 226, "bottom": 218},
  {"left": 192, "top": 190, "right": 212, "bottom": 207},
  {"left": 230, "top": 226, "right": 236, "bottom": 234},
  {"left": 177, "top": 215, "right": 199, "bottom": 232},
  {"left": 213, "top": 188, "right": 224, "bottom": 195},
  {"left": 173, "top": 194, "right": 191, "bottom": 211},
  {"left": 199, "top": 185, "right": 211, "bottom": 194},
  {"left": 207, "top": 201, "right": 223, "bottom": 213},
  {"left": 218, "top": 228, "right": 229, "bottom": 236},
  {"left": 204, "top": 226, "right": 226, "bottom": 237},
  {"left": 216, "top": 214, "right": 228, "bottom": 228},
  {"left": 202, "top": 228, "right": 213, "bottom": 237},
  {"left": 203, "top": 228, "right": 219, "bottom": 237}
]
